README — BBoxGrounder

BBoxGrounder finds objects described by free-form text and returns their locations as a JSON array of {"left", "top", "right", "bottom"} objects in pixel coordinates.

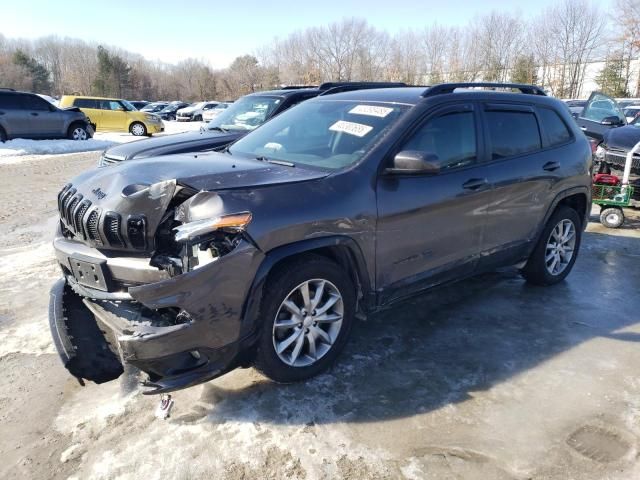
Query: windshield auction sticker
[
  {"left": 349, "top": 105, "right": 394, "bottom": 118},
  {"left": 329, "top": 120, "right": 373, "bottom": 137}
]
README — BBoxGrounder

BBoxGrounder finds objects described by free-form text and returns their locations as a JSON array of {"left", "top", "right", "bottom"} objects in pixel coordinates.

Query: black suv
[
  {"left": 49, "top": 83, "right": 592, "bottom": 394},
  {"left": 98, "top": 82, "right": 406, "bottom": 166},
  {"left": 0, "top": 88, "right": 93, "bottom": 142}
]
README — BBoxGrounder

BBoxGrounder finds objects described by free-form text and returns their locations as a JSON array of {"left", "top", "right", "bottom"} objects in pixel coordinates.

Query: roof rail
[
  {"left": 319, "top": 81, "right": 407, "bottom": 96},
  {"left": 0, "top": 87, "right": 16, "bottom": 91},
  {"left": 280, "top": 85, "right": 318, "bottom": 90},
  {"left": 422, "top": 82, "right": 546, "bottom": 97}
]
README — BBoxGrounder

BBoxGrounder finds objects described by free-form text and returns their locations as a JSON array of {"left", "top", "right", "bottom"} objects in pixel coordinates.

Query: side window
[
  {"left": 402, "top": 110, "right": 477, "bottom": 170},
  {"left": 73, "top": 99, "right": 97, "bottom": 108},
  {"left": 538, "top": 107, "right": 572, "bottom": 147},
  {"left": 22, "top": 95, "right": 52, "bottom": 111},
  {"left": 0, "top": 93, "right": 23, "bottom": 109},
  {"left": 486, "top": 110, "right": 541, "bottom": 159},
  {"left": 100, "top": 100, "right": 123, "bottom": 111}
]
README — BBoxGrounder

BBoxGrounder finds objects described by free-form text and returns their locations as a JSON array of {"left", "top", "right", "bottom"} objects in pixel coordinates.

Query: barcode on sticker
[
  {"left": 329, "top": 120, "right": 373, "bottom": 137},
  {"left": 349, "top": 105, "right": 394, "bottom": 118}
]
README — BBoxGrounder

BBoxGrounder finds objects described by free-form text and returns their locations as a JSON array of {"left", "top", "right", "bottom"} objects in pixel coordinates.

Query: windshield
[
  {"left": 228, "top": 100, "right": 408, "bottom": 170},
  {"left": 207, "top": 96, "right": 282, "bottom": 132}
]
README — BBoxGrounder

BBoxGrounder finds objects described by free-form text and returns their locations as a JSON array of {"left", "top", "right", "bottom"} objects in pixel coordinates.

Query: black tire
[
  {"left": 129, "top": 121, "right": 147, "bottom": 136},
  {"left": 254, "top": 255, "right": 355, "bottom": 383},
  {"left": 522, "top": 206, "right": 582, "bottom": 286},
  {"left": 67, "top": 122, "right": 91, "bottom": 140},
  {"left": 599, "top": 206, "right": 625, "bottom": 228},
  {"left": 0, "top": 127, "right": 6, "bottom": 142}
]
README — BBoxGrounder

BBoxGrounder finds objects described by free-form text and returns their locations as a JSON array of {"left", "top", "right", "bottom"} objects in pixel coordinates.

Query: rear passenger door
[
  {"left": 74, "top": 99, "right": 101, "bottom": 129},
  {"left": 479, "top": 103, "right": 569, "bottom": 267}
]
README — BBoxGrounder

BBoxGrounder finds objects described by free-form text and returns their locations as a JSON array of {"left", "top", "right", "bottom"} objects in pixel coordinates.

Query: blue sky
[{"left": 1, "top": 0, "right": 612, "bottom": 68}]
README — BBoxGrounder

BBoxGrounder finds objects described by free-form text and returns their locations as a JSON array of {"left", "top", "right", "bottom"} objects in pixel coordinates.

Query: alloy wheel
[
  {"left": 72, "top": 127, "right": 87, "bottom": 140},
  {"left": 272, "top": 279, "right": 344, "bottom": 367},
  {"left": 545, "top": 219, "right": 576, "bottom": 276},
  {"left": 131, "top": 124, "right": 145, "bottom": 136}
]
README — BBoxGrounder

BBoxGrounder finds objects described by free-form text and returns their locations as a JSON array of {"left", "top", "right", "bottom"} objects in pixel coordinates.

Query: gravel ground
[{"left": 1, "top": 151, "right": 639, "bottom": 479}]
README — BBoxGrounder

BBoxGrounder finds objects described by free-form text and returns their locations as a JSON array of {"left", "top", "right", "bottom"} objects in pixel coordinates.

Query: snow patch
[
  {"left": 0, "top": 120, "right": 204, "bottom": 163},
  {"left": 0, "top": 317, "right": 55, "bottom": 356}
]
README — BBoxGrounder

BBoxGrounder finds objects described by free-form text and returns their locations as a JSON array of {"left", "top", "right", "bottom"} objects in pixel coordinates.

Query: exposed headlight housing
[{"left": 173, "top": 212, "right": 252, "bottom": 243}]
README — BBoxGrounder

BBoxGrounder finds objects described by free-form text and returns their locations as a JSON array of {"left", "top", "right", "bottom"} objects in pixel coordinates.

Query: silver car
[{"left": 0, "top": 88, "right": 93, "bottom": 142}]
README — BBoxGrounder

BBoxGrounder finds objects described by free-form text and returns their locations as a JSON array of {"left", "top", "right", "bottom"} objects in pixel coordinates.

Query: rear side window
[
  {"left": 538, "top": 107, "right": 572, "bottom": 147},
  {"left": 22, "top": 94, "right": 51, "bottom": 111},
  {"left": 486, "top": 110, "right": 541, "bottom": 159},
  {"left": 73, "top": 98, "right": 98, "bottom": 108},
  {"left": 403, "top": 111, "right": 477, "bottom": 170},
  {"left": 0, "top": 93, "right": 23, "bottom": 109}
]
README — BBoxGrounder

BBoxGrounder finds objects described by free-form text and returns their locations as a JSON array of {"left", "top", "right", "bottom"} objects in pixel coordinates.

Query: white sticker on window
[
  {"left": 329, "top": 120, "right": 373, "bottom": 137},
  {"left": 349, "top": 105, "right": 394, "bottom": 118}
]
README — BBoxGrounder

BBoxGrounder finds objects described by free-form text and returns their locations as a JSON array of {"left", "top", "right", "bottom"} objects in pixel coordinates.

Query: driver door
[
  {"left": 577, "top": 92, "right": 626, "bottom": 141},
  {"left": 375, "top": 103, "right": 492, "bottom": 303}
]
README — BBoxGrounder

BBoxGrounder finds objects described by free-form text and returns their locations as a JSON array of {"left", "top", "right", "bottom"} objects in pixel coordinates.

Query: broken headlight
[
  {"left": 172, "top": 212, "right": 252, "bottom": 243},
  {"left": 171, "top": 212, "right": 252, "bottom": 273}
]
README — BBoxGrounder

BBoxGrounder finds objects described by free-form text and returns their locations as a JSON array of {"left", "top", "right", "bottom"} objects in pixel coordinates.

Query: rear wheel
[
  {"left": 67, "top": 123, "right": 90, "bottom": 140},
  {"left": 130, "top": 122, "right": 147, "bottom": 136},
  {"left": 599, "top": 206, "right": 624, "bottom": 228},
  {"left": 255, "top": 255, "right": 355, "bottom": 383},
  {"left": 522, "top": 206, "right": 582, "bottom": 286}
]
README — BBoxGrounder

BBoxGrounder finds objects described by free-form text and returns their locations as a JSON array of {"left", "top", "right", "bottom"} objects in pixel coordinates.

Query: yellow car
[{"left": 59, "top": 95, "right": 164, "bottom": 136}]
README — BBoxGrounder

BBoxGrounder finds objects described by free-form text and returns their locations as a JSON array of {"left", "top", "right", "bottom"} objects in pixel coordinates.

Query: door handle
[
  {"left": 543, "top": 161, "right": 561, "bottom": 171},
  {"left": 30, "top": 112, "right": 39, "bottom": 116},
  {"left": 580, "top": 126, "right": 587, "bottom": 131},
  {"left": 462, "top": 178, "right": 489, "bottom": 190}
]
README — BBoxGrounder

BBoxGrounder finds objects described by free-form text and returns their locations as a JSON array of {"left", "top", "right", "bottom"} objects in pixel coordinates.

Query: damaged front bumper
[{"left": 49, "top": 240, "right": 265, "bottom": 394}]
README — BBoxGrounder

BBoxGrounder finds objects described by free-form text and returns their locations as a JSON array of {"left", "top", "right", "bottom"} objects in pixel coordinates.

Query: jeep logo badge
[{"left": 92, "top": 187, "right": 107, "bottom": 199}]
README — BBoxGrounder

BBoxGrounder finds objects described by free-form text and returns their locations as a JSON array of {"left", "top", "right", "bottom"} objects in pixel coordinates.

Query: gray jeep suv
[
  {"left": 49, "top": 83, "right": 592, "bottom": 394},
  {"left": 0, "top": 88, "right": 93, "bottom": 142}
]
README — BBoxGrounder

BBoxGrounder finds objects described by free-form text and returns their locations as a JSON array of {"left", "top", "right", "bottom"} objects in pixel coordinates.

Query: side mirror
[
  {"left": 386, "top": 150, "right": 441, "bottom": 175},
  {"left": 601, "top": 115, "right": 623, "bottom": 126}
]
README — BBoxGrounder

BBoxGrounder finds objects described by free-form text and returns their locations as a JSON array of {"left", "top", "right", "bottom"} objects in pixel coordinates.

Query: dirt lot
[{"left": 1, "top": 152, "right": 639, "bottom": 479}]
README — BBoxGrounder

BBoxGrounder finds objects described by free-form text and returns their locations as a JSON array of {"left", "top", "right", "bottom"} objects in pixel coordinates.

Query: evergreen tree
[
  {"left": 596, "top": 55, "right": 630, "bottom": 97},
  {"left": 511, "top": 55, "right": 538, "bottom": 84},
  {"left": 92, "top": 46, "right": 130, "bottom": 97},
  {"left": 12, "top": 49, "right": 52, "bottom": 93}
]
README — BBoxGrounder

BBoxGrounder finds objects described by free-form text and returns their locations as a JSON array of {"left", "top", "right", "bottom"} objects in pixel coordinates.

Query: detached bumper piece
[
  {"left": 48, "top": 278, "right": 241, "bottom": 394},
  {"left": 49, "top": 279, "right": 124, "bottom": 384}
]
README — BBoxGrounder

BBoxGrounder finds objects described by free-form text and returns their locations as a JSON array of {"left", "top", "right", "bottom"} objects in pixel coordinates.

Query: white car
[
  {"left": 176, "top": 101, "right": 220, "bottom": 122},
  {"left": 201, "top": 102, "right": 232, "bottom": 122}
]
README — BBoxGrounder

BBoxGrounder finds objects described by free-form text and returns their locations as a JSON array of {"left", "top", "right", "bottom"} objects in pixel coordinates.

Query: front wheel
[
  {"left": 68, "top": 123, "right": 90, "bottom": 140},
  {"left": 522, "top": 206, "right": 582, "bottom": 286},
  {"left": 599, "top": 207, "right": 624, "bottom": 228},
  {"left": 254, "top": 255, "right": 355, "bottom": 383},
  {"left": 130, "top": 122, "right": 147, "bottom": 136}
]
